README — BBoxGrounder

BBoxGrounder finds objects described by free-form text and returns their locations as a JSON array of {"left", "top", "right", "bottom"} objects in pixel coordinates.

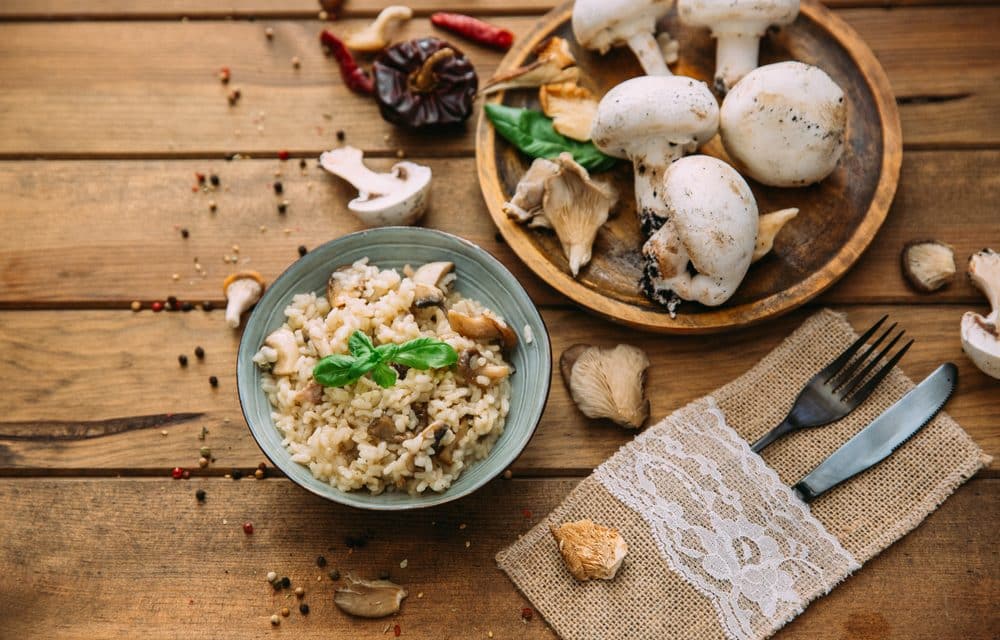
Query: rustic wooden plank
[
  {"left": 0, "top": 9, "right": 997, "bottom": 156},
  {"left": 1, "top": 152, "right": 995, "bottom": 307},
  {"left": 1, "top": 305, "right": 995, "bottom": 473},
  {"left": 0, "top": 476, "right": 994, "bottom": 638}
]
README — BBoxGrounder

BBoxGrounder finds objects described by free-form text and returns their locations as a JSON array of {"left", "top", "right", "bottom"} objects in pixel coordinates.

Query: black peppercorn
[
  {"left": 298, "top": 245, "right": 308, "bottom": 257},
  {"left": 299, "top": 158, "right": 307, "bottom": 169},
  {"left": 277, "top": 202, "right": 287, "bottom": 214},
  {"left": 178, "top": 354, "right": 188, "bottom": 367},
  {"left": 299, "top": 603, "right": 310, "bottom": 615},
  {"left": 194, "top": 346, "right": 205, "bottom": 359},
  {"left": 180, "top": 302, "right": 194, "bottom": 312},
  {"left": 273, "top": 181, "right": 283, "bottom": 194},
  {"left": 281, "top": 576, "right": 291, "bottom": 588},
  {"left": 209, "top": 375, "right": 219, "bottom": 388},
  {"left": 195, "top": 488, "right": 206, "bottom": 502},
  {"left": 329, "top": 569, "right": 341, "bottom": 580},
  {"left": 336, "top": 130, "right": 345, "bottom": 141},
  {"left": 166, "top": 295, "right": 178, "bottom": 310},
  {"left": 209, "top": 174, "right": 220, "bottom": 186},
  {"left": 181, "top": 228, "right": 189, "bottom": 238},
  {"left": 231, "top": 468, "right": 242, "bottom": 480},
  {"left": 202, "top": 301, "right": 214, "bottom": 312},
  {"left": 316, "top": 555, "right": 327, "bottom": 568}
]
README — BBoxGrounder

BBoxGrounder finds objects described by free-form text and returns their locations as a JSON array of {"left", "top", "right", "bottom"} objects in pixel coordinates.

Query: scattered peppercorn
[
  {"left": 231, "top": 468, "right": 242, "bottom": 480},
  {"left": 243, "top": 522, "right": 254, "bottom": 534},
  {"left": 198, "top": 456, "right": 209, "bottom": 468},
  {"left": 181, "top": 301, "right": 194, "bottom": 312},
  {"left": 171, "top": 467, "right": 184, "bottom": 479},
  {"left": 209, "top": 376, "right": 219, "bottom": 388},
  {"left": 130, "top": 301, "right": 142, "bottom": 312},
  {"left": 265, "top": 27, "right": 274, "bottom": 39},
  {"left": 180, "top": 227, "right": 190, "bottom": 238},
  {"left": 299, "top": 603, "right": 310, "bottom": 615},
  {"left": 178, "top": 354, "right": 189, "bottom": 367},
  {"left": 197, "top": 446, "right": 210, "bottom": 458},
  {"left": 329, "top": 569, "right": 340, "bottom": 580},
  {"left": 291, "top": 56, "right": 301, "bottom": 69},
  {"left": 277, "top": 202, "right": 288, "bottom": 214},
  {"left": 195, "top": 488, "right": 206, "bottom": 502},
  {"left": 254, "top": 469, "right": 265, "bottom": 480},
  {"left": 209, "top": 200, "right": 217, "bottom": 212},
  {"left": 294, "top": 587, "right": 304, "bottom": 598},
  {"left": 316, "top": 555, "right": 327, "bottom": 568},
  {"left": 182, "top": 470, "right": 190, "bottom": 479},
  {"left": 195, "top": 346, "right": 205, "bottom": 359},
  {"left": 152, "top": 301, "right": 164, "bottom": 312},
  {"left": 219, "top": 67, "right": 231, "bottom": 84},
  {"left": 336, "top": 130, "right": 345, "bottom": 141},
  {"left": 298, "top": 245, "right": 308, "bottom": 257},
  {"left": 394, "top": 623, "right": 401, "bottom": 637},
  {"left": 270, "top": 614, "right": 280, "bottom": 626},
  {"left": 202, "top": 301, "right": 215, "bottom": 312},
  {"left": 196, "top": 172, "right": 206, "bottom": 184},
  {"left": 503, "top": 469, "right": 513, "bottom": 479},
  {"left": 521, "top": 607, "right": 533, "bottom": 621},
  {"left": 278, "top": 150, "right": 290, "bottom": 161},
  {"left": 266, "top": 571, "right": 277, "bottom": 583},
  {"left": 281, "top": 577, "right": 291, "bottom": 588},
  {"left": 273, "top": 181, "right": 283, "bottom": 194},
  {"left": 209, "top": 174, "right": 220, "bottom": 186},
  {"left": 299, "top": 158, "right": 307, "bottom": 169},
  {"left": 281, "top": 606, "right": 291, "bottom": 617},
  {"left": 166, "top": 295, "right": 178, "bottom": 307}
]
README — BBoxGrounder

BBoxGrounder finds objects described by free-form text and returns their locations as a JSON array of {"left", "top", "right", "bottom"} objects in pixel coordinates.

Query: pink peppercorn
[
  {"left": 394, "top": 624, "right": 401, "bottom": 637},
  {"left": 243, "top": 522, "right": 254, "bottom": 534},
  {"left": 151, "top": 301, "right": 164, "bottom": 312},
  {"left": 521, "top": 607, "right": 533, "bottom": 621},
  {"left": 171, "top": 467, "right": 183, "bottom": 479},
  {"left": 278, "top": 150, "right": 290, "bottom": 161}
]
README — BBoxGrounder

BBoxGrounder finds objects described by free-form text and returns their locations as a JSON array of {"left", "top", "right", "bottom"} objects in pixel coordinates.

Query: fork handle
[{"left": 750, "top": 419, "right": 796, "bottom": 454}]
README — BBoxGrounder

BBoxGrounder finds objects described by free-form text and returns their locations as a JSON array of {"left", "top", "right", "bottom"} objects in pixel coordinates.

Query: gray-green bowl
[{"left": 237, "top": 227, "right": 551, "bottom": 510}]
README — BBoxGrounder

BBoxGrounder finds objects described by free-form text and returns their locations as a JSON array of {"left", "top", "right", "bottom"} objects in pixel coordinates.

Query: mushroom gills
[
  {"left": 503, "top": 157, "right": 560, "bottom": 227},
  {"left": 561, "top": 343, "right": 650, "bottom": 429}
]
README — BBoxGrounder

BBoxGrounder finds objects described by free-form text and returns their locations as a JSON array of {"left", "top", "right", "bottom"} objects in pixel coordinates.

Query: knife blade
[{"left": 792, "top": 363, "right": 957, "bottom": 502}]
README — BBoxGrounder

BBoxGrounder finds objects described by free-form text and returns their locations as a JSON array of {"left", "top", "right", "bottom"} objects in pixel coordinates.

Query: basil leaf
[
  {"left": 313, "top": 354, "right": 362, "bottom": 387},
  {"left": 370, "top": 363, "right": 398, "bottom": 389},
  {"left": 375, "top": 342, "right": 400, "bottom": 361},
  {"left": 348, "top": 330, "right": 375, "bottom": 359},
  {"left": 484, "top": 104, "right": 617, "bottom": 173},
  {"left": 392, "top": 337, "right": 459, "bottom": 369}
]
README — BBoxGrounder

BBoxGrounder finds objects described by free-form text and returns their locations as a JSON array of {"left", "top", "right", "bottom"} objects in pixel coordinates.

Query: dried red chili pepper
[
  {"left": 430, "top": 13, "right": 514, "bottom": 51},
  {"left": 319, "top": 30, "right": 374, "bottom": 95}
]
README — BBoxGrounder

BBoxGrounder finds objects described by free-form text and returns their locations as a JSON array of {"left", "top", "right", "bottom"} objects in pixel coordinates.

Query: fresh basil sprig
[
  {"left": 484, "top": 104, "right": 617, "bottom": 173},
  {"left": 313, "top": 331, "right": 458, "bottom": 389}
]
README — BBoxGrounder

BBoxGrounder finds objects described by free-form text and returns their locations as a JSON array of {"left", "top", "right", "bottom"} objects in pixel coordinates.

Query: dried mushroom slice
[
  {"left": 902, "top": 240, "right": 957, "bottom": 293},
  {"left": 333, "top": 575, "right": 408, "bottom": 618},
  {"left": 561, "top": 343, "right": 650, "bottom": 429},
  {"left": 539, "top": 81, "right": 599, "bottom": 142},
  {"left": 551, "top": 519, "right": 628, "bottom": 581}
]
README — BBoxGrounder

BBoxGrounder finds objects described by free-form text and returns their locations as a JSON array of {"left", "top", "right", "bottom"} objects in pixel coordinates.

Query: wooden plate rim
[{"left": 475, "top": 0, "right": 903, "bottom": 334}]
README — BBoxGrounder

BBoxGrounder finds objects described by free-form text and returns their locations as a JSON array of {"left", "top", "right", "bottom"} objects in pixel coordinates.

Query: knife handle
[{"left": 792, "top": 481, "right": 819, "bottom": 503}]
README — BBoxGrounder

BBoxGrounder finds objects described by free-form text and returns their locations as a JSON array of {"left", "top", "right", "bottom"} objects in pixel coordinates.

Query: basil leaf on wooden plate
[{"left": 484, "top": 104, "right": 617, "bottom": 173}]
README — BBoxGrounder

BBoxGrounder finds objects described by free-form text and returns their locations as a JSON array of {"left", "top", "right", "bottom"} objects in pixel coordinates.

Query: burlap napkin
[{"left": 497, "top": 310, "right": 990, "bottom": 640}]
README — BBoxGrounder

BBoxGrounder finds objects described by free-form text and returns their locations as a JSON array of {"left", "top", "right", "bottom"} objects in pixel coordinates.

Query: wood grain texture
[
  {"left": 2, "top": 305, "right": 996, "bottom": 473},
  {"left": 0, "top": 8, "right": 996, "bottom": 156},
  {"left": 0, "top": 152, "right": 995, "bottom": 308},
  {"left": 0, "top": 476, "right": 995, "bottom": 639}
]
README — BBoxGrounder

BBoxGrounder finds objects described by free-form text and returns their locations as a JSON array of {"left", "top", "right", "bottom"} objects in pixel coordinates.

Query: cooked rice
[{"left": 253, "top": 259, "right": 513, "bottom": 495}]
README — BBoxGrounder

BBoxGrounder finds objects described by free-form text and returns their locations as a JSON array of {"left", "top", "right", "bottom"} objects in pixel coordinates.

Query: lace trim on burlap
[{"left": 595, "top": 397, "right": 860, "bottom": 640}]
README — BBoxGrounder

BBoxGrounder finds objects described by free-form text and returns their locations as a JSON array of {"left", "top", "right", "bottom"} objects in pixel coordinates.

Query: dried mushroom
[
  {"left": 539, "top": 81, "right": 599, "bottom": 142},
  {"left": 902, "top": 240, "right": 956, "bottom": 293},
  {"left": 411, "top": 260, "right": 455, "bottom": 308},
  {"left": 551, "top": 519, "right": 628, "bottom": 581},
  {"left": 502, "top": 157, "right": 560, "bottom": 228},
  {"left": 264, "top": 328, "right": 299, "bottom": 376},
  {"left": 542, "top": 153, "right": 618, "bottom": 277},
  {"left": 561, "top": 343, "right": 649, "bottom": 429},
  {"left": 480, "top": 37, "right": 578, "bottom": 96},
  {"left": 752, "top": 208, "right": 799, "bottom": 263},
  {"left": 333, "top": 575, "right": 408, "bottom": 618},
  {"left": 961, "top": 249, "right": 1000, "bottom": 379},
  {"left": 447, "top": 309, "right": 518, "bottom": 351}
]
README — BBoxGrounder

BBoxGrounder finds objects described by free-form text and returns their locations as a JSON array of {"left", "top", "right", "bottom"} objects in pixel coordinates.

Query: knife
[{"left": 792, "top": 363, "right": 957, "bottom": 502}]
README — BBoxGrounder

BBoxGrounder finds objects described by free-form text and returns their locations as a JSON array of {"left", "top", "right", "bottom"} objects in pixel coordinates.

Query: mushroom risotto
[{"left": 253, "top": 259, "right": 516, "bottom": 494}]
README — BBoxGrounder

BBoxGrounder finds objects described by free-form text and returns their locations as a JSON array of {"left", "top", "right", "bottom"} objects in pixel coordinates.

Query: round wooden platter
[{"left": 475, "top": 0, "right": 902, "bottom": 334}]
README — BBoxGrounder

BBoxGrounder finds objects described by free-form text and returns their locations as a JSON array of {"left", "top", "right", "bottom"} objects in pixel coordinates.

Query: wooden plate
[{"left": 475, "top": 0, "right": 902, "bottom": 334}]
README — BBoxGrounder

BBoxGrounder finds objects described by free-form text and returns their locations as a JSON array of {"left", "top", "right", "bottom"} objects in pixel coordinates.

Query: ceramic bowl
[{"left": 237, "top": 227, "right": 551, "bottom": 510}]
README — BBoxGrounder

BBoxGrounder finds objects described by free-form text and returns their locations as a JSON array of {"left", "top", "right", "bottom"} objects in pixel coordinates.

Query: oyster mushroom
[
  {"left": 447, "top": 310, "right": 518, "bottom": 351},
  {"left": 902, "top": 240, "right": 956, "bottom": 293},
  {"left": 640, "top": 155, "right": 758, "bottom": 307},
  {"left": 502, "top": 157, "right": 560, "bottom": 228},
  {"left": 541, "top": 153, "right": 618, "bottom": 277},
  {"left": 573, "top": 0, "right": 674, "bottom": 76},
  {"left": 264, "top": 328, "right": 299, "bottom": 376},
  {"left": 720, "top": 61, "right": 847, "bottom": 187},
  {"left": 591, "top": 75, "right": 719, "bottom": 235},
  {"left": 540, "top": 81, "right": 600, "bottom": 142},
  {"left": 561, "top": 344, "right": 650, "bottom": 429},
  {"left": 344, "top": 5, "right": 412, "bottom": 52},
  {"left": 752, "top": 207, "right": 799, "bottom": 263},
  {"left": 480, "top": 37, "right": 578, "bottom": 96},
  {"left": 961, "top": 249, "right": 1000, "bottom": 379},
  {"left": 551, "top": 519, "right": 628, "bottom": 581},
  {"left": 678, "top": 0, "right": 799, "bottom": 93},
  {"left": 334, "top": 575, "right": 408, "bottom": 618},
  {"left": 320, "top": 146, "right": 432, "bottom": 226},
  {"left": 411, "top": 261, "right": 455, "bottom": 308},
  {"left": 223, "top": 271, "right": 265, "bottom": 329}
]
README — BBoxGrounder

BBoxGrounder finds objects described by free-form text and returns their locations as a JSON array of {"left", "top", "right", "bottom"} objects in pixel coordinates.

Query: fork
[{"left": 750, "top": 315, "right": 914, "bottom": 453}]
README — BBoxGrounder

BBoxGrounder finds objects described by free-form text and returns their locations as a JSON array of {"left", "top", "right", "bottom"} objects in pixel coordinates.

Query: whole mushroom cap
[
  {"left": 720, "top": 61, "right": 846, "bottom": 187},
  {"left": 679, "top": 0, "right": 799, "bottom": 34},
  {"left": 591, "top": 76, "right": 719, "bottom": 159},
  {"left": 572, "top": 0, "right": 672, "bottom": 54}
]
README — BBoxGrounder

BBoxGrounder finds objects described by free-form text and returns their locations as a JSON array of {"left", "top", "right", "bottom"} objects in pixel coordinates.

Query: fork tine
[
  {"left": 840, "top": 331, "right": 908, "bottom": 400},
  {"left": 843, "top": 339, "right": 914, "bottom": 406},
  {"left": 829, "top": 322, "right": 897, "bottom": 391},
  {"left": 819, "top": 314, "right": 888, "bottom": 383}
]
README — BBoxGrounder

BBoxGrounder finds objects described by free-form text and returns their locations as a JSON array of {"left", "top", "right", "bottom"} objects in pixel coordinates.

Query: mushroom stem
[
  {"left": 626, "top": 31, "right": 671, "bottom": 75},
  {"left": 225, "top": 280, "right": 262, "bottom": 328},
  {"left": 320, "top": 147, "right": 405, "bottom": 197},
  {"left": 714, "top": 32, "right": 760, "bottom": 93},
  {"left": 632, "top": 150, "right": 681, "bottom": 235}
]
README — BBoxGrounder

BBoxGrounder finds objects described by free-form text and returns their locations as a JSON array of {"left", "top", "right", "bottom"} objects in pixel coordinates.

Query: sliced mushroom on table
[
  {"left": 561, "top": 343, "right": 650, "bottom": 429},
  {"left": 961, "top": 249, "right": 1000, "bottom": 379},
  {"left": 320, "top": 145, "right": 432, "bottom": 226},
  {"left": 902, "top": 240, "right": 956, "bottom": 293}
]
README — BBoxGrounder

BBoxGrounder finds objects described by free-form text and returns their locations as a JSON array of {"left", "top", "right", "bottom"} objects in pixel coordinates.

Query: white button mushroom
[
  {"left": 320, "top": 146, "right": 432, "bottom": 226},
  {"left": 719, "top": 61, "right": 847, "bottom": 187},
  {"left": 591, "top": 76, "right": 719, "bottom": 235},
  {"left": 961, "top": 249, "right": 1000, "bottom": 379},
  {"left": 640, "top": 155, "right": 758, "bottom": 307},
  {"left": 572, "top": 0, "right": 674, "bottom": 76},
  {"left": 222, "top": 271, "right": 266, "bottom": 329},
  {"left": 678, "top": 0, "right": 799, "bottom": 93}
]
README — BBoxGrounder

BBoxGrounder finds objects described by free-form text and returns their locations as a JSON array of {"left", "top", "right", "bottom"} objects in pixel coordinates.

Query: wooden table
[{"left": 0, "top": 1, "right": 996, "bottom": 638}]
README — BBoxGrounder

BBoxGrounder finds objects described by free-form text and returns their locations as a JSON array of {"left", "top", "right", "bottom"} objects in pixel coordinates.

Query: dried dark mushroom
[
  {"left": 373, "top": 38, "right": 478, "bottom": 129},
  {"left": 333, "top": 575, "right": 407, "bottom": 618},
  {"left": 902, "top": 240, "right": 957, "bottom": 293}
]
